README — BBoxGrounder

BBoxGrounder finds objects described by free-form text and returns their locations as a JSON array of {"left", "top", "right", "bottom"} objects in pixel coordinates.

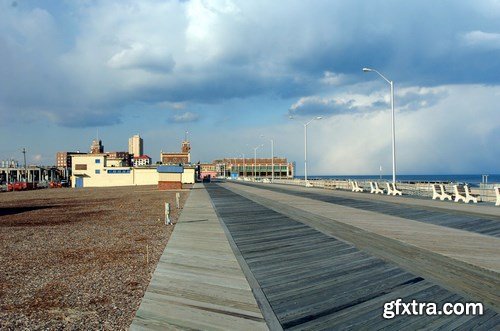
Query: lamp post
[
  {"left": 363, "top": 67, "right": 396, "bottom": 183},
  {"left": 260, "top": 135, "right": 275, "bottom": 182},
  {"left": 239, "top": 153, "right": 246, "bottom": 177},
  {"left": 252, "top": 144, "right": 263, "bottom": 178},
  {"left": 290, "top": 116, "right": 322, "bottom": 185}
]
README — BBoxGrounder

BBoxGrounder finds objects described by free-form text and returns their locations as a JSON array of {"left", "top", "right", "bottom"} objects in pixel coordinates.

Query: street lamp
[
  {"left": 260, "top": 135, "right": 275, "bottom": 182},
  {"left": 252, "top": 144, "right": 263, "bottom": 178},
  {"left": 363, "top": 67, "right": 396, "bottom": 183},
  {"left": 290, "top": 116, "right": 322, "bottom": 185},
  {"left": 238, "top": 153, "right": 246, "bottom": 177}
]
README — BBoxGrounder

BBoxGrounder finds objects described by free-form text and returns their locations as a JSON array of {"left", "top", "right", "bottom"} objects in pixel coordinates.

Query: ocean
[{"left": 295, "top": 174, "right": 500, "bottom": 186}]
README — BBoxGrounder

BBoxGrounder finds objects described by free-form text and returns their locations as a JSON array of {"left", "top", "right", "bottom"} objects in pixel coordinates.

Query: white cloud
[
  {"left": 273, "top": 84, "right": 500, "bottom": 175},
  {"left": 289, "top": 86, "right": 448, "bottom": 117},
  {"left": 321, "top": 71, "right": 346, "bottom": 86},
  {"left": 170, "top": 111, "right": 200, "bottom": 123},
  {"left": 107, "top": 42, "right": 175, "bottom": 72},
  {"left": 461, "top": 30, "right": 500, "bottom": 49}
]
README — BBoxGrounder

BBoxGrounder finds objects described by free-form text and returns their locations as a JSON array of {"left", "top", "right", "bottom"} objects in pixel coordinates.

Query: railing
[{"left": 272, "top": 179, "right": 499, "bottom": 203}]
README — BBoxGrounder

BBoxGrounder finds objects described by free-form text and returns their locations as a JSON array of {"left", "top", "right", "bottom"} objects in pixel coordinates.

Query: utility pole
[{"left": 22, "top": 148, "right": 27, "bottom": 182}]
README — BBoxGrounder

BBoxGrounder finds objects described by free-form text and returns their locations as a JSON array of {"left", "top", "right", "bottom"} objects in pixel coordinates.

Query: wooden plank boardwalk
[
  {"left": 206, "top": 183, "right": 499, "bottom": 330},
  {"left": 130, "top": 183, "right": 267, "bottom": 330},
  {"left": 224, "top": 181, "right": 500, "bottom": 307},
  {"left": 236, "top": 182, "right": 500, "bottom": 237}
]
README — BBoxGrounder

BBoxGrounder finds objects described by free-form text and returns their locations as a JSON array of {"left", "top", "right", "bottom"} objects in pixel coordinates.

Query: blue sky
[{"left": 1, "top": 0, "right": 499, "bottom": 175}]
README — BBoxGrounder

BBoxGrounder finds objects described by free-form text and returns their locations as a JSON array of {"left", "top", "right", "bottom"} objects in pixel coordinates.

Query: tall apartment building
[{"left": 128, "top": 134, "right": 143, "bottom": 157}]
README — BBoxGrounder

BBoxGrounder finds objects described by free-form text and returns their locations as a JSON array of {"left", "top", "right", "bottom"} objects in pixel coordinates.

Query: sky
[{"left": 0, "top": 0, "right": 499, "bottom": 175}]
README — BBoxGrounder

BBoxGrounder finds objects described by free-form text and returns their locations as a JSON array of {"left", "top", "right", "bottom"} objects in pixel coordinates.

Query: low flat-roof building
[
  {"left": 70, "top": 154, "right": 194, "bottom": 189},
  {"left": 213, "top": 157, "right": 294, "bottom": 178}
]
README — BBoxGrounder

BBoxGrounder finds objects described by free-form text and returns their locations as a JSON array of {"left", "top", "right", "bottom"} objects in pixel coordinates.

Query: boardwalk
[
  {"left": 206, "top": 182, "right": 499, "bottom": 329},
  {"left": 130, "top": 184, "right": 267, "bottom": 330},
  {"left": 132, "top": 181, "right": 499, "bottom": 330}
]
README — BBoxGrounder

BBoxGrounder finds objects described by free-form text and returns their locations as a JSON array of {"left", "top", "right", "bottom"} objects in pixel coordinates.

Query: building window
[
  {"left": 95, "top": 159, "right": 101, "bottom": 164},
  {"left": 95, "top": 170, "right": 100, "bottom": 174},
  {"left": 75, "top": 164, "right": 87, "bottom": 170}
]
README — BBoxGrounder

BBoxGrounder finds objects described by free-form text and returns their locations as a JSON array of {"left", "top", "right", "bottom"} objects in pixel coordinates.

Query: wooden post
[
  {"left": 165, "top": 202, "right": 171, "bottom": 225},
  {"left": 176, "top": 192, "right": 180, "bottom": 209}
]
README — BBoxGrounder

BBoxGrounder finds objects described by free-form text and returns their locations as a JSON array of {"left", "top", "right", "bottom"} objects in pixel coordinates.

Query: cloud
[
  {"left": 288, "top": 86, "right": 448, "bottom": 117},
  {"left": 275, "top": 84, "right": 500, "bottom": 175},
  {"left": 169, "top": 111, "right": 199, "bottom": 123},
  {"left": 289, "top": 96, "right": 356, "bottom": 116},
  {"left": 45, "top": 109, "right": 123, "bottom": 128},
  {"left": 321, "top": 71, "right": 347, "bottom": 86},
  {"left": 1, "top": 0, "right": 500, "bottom": 132},
  {"left": 107, "top": 43, "right": 175, "bottom": 72},
  {"left": 461, "top": 30, "right": 500, "bottom": 49}
]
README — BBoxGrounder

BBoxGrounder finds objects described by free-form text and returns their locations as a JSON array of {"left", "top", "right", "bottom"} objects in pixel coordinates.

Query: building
[
  {"left": 1, "top": 163, "right": 57, "bottom": 184},
  {"left": 70, "top": 154, "right": 195, "bottom": 189},
  {"left": 128, "top": 134, "right": 143, "bottom": 157},
  {"left": 213, "top": 157, "right": 294, "bottom": 178},
  {"left": 56, "top": 151, "right": 86, "bottom": 168},
  {"left": 106, "top": 151, "right": 132, "bottom": 167},
  {"left": 160, "top": 140, "right": 191, "bottom": 165},
  {"left": 90, "top": 139, "right": 104, "bottom": 154},
  {"left": 133, "top": 155, "right": 152, "bottom": 167},
  {"left": 57, "top": 138, "right": 131, "bottom": 184},
  {"left": 199, "top": 163, "right": 217, "bottom": 181},
  {"left": 157, "top": 165, "right": 195, "bottom": 190}
]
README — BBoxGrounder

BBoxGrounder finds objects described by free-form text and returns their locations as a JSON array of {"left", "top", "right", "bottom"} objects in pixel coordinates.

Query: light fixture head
[
  {"left": 316, "top": 116, "right": 323, "bottom": 120},
  {"left": 362, "top": 67, "right": 373, "bottom": 72}
]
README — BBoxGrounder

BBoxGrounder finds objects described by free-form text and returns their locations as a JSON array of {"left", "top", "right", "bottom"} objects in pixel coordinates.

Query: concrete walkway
[{"left": 130, "top": 184, "right": 267, "bottom": 330}]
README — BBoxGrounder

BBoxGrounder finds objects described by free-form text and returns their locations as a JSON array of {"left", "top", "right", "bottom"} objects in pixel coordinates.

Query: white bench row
[
  {"left": 430, "top": 184, "right": 489, "bottom": 204},
  {"left": 350, "top": 181, "right": 402, "bottom": 196},
  {"left": 306, "top": 180, "right": 499, "bottom": 206}
]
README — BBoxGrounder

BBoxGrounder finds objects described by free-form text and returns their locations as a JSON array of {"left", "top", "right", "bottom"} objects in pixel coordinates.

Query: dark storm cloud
[{"left": 1, "top": 0, "right": 500, "bottom": 128}]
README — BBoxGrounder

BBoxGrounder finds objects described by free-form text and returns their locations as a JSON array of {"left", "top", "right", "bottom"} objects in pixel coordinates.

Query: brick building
[{"left": 160, "top": 141, "right": 191, "bottom": 165}]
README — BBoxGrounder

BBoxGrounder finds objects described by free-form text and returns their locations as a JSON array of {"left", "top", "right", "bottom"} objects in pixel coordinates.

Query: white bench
[
  {"left": 439, "top": 184, "right": 453, "bottom": 201},
  {"left": 464, "top": 185, "right": 480, "bottom": 203},
  {"left": 495, "top": 187, "right": 500, "bottom": 206},
  {"left": 454, "top": 185, "right": 467, "bottom": 203},
  {"left": 386, "top": 182, "right": 402, "bottom": 196},
  {"left": 370, "top": 182, "right": 384, "bottom": 194},
  {"left": 431, "top": 184, "right": 443, "bottom": 200},
  {"left": 351, "top": 181, "right": 364, "bottom": 192},
  {"left": 454, "top": 185, "right": 479, "bottom": 203}
]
